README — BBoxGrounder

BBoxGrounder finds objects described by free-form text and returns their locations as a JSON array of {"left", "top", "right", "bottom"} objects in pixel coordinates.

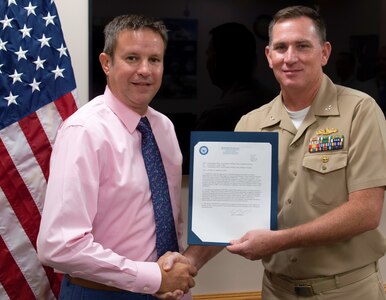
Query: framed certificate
[{"left": 188, "top": 131, "right": 278, "bottom": 246}]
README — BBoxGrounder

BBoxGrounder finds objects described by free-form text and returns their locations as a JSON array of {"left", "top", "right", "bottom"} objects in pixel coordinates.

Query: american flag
[{"left": 0, "top": 0, "right": 78, "bottom": 299}]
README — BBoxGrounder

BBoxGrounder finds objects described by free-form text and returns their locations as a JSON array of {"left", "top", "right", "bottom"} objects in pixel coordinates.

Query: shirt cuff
[{"left": 131, "top": 261, "right": 161, "bottom": 294}]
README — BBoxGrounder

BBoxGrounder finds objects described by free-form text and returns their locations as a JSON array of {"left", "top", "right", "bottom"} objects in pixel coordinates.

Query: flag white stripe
[
  {"left": 0, "top": 123, "right": 47, "bottom": 213},
  {"left": 0, "top": 188, "right": 56, "bottom": 300},
  {"left": 71, "top": 89, "right": 80, "bottom": 108},
  {"left": 0, "top": 282, "right": 10, "bottom": 300},
  {"left": 36, "top": 101, "right": 64, "bottom": 146}
]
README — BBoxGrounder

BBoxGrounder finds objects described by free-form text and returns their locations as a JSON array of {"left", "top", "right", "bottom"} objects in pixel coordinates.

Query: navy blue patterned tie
[{"left": 137, "top": 117, "right": 179, "bottom": 258}]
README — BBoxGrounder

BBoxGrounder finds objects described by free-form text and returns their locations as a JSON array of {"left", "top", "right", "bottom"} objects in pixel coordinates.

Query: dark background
[{"left": 89, "top": 0, "right": 385, "bottom": 173}]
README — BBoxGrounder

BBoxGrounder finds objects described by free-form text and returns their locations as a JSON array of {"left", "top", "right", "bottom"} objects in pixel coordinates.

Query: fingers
[
  {"left": 174, "top": 262, "right": 196, "bottom": 293},
  {"left": 187, "top": 263, "right": 198, "bottom": 277},
  {"left": 158, "top": 261, "right": 196, "bottom": 294},
  {"left": 227, "top": 238, "right": 246, "bottom": 251},
  {"left": 226, "top": 243, "right": 242, "bottom": 254},
  {"left": 160, "top": 252, "right": 191, "bottom": 272},
  {"left": 229, "top": 237, "right": 242, "bottom": 245},
  {"left": 154, "top": 290, "right": 184, "bottom": 300},
  {"left": 227, "top": 231, "right": 251, "bottom": 253},
  {"left": 188, "top": 273, "right": 195, "bottom": 289}
]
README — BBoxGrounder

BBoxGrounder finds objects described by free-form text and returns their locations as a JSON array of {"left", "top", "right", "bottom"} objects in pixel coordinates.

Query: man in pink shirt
[{"left": 37, "top": 14, "right": 219, "bottom": 300}]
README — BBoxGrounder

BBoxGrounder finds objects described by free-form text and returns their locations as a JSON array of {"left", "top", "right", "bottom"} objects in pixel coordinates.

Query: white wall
[
  {"left": 55, "top": 0, "right": 88, "bottom": 106},
  {"left": 56, "top": 0, "right": 386, "bottom": 295}
]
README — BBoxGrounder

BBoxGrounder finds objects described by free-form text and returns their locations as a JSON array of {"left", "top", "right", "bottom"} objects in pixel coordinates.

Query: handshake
[
  {"left": 154, "top": 246, "right": 223, "bottom": 300},
  {"left": 155, "top": 251, "right": 197, "bottom": 300}
]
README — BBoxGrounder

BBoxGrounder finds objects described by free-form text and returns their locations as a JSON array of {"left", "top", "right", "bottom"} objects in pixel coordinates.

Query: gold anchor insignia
[{"left": 316, "top": 128, "right": 338, "bottom": 135}]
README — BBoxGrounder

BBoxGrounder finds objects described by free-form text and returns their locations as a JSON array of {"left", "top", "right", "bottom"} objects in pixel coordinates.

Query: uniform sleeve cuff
[{"left": 131, "top": 261, "right": 161, "bottom": 294}]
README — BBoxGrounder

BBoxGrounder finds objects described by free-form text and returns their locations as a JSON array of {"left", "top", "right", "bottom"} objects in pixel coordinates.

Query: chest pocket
[
  {"left": 303, "top": 151, "right": 348, "bottom": 174},
  {"left": 302, "top": 151, "right": 348, "bottom": 207}
]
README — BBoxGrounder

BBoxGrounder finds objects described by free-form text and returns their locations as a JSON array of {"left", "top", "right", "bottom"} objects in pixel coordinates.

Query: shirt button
[
  {"left": 293, "top": 170, "right": 297, "bottom": 176},
  {"left": 287, "top": 199, "right": 292, "bottom": 204},
  {"left": 290, "top": 256, "right": 298, "bottom": 263},
  {"left": 143, "top": 286, "right": 150, "bottom": 292}
]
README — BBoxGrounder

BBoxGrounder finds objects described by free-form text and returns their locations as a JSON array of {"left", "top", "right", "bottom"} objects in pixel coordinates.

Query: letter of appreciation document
[{"left": 188, "top": 131, "right": 278, "bottom": 245}]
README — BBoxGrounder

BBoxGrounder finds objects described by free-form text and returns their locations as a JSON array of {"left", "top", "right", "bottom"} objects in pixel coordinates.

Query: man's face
[
  {"left": 265, "top": 17, "right": 331, "bottom": 93},
  {"left": 99, "top": 28, "right": 164, "bottom": 115}
]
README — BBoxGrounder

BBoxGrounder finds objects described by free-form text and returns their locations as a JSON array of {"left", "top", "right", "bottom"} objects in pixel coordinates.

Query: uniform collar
[
  {"left": 260, "top": 74, "right": 339, "bottom": 132},
  {"left": 311, "top": 75, "right": 340, "bottom": 117}
]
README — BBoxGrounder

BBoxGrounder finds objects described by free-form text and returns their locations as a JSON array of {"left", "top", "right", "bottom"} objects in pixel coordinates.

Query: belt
[
  {"left": 67, "top": 275, "right": 122, "bottom": 292},
  {"left": 266, "top": 262, "right": 377, "bottom": 297}
]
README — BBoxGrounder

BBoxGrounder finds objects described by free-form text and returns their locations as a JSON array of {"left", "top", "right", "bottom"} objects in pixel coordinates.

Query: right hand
[{"left": 157, "top": 252, "right": 197, "bottom": 294}]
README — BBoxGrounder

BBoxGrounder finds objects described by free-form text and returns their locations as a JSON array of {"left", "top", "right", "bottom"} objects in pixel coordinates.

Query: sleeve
[
  {"left": 36, "top": 123, "right": 162, "bottom": 294},
  {"left": 346, "top": 97, "right": 386, "bottom": 192}
]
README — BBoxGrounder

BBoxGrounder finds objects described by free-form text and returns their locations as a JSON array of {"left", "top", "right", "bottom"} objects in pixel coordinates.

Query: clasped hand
[{"left": 155, "top": 251, "right": 197, "bottom": 300}]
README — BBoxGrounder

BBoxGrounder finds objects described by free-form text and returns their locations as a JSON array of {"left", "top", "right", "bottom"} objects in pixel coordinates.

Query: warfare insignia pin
[{"left": 316, "top": 128, "right": 338, "bottom": 135}]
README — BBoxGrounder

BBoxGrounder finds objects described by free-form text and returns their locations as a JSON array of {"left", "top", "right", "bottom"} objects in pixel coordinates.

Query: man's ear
[
  {"left": 99, "top": 52, "right": 111, "bottom": 76},
  {"left": 321, "top": 42, "right": 332, "bottom": 67},
  {"left": 265, "top": 46, "right": 273, "bottom": 69}
]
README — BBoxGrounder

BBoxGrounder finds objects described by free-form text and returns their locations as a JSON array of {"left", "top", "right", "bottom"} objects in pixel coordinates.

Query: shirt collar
[{"left": 103, "top": 86, "right": 144, "bottom": 134}]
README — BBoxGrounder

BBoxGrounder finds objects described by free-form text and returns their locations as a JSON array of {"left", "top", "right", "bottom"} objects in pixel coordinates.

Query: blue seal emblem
[{"left": 199, "top": 146, "right": 209, "bottom": 155}]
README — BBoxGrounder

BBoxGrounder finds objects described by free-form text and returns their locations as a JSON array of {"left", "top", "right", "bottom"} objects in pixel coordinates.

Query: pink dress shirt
[{"left": 37, "top": 86, "right": 185, "bottom": 295}]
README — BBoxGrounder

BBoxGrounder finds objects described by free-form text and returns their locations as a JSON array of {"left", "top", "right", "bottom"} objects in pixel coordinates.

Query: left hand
[{"left": 226, "top": 229, "right": 280, "bottom": 260}]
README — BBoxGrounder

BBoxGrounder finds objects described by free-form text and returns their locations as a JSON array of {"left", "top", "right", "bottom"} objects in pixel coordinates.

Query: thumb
[
  {"left": 162, "top": 253, "right": 178, "bottom": 271},
  {"left": 228, "top": 239, "right": 241, "bottom": 245}
]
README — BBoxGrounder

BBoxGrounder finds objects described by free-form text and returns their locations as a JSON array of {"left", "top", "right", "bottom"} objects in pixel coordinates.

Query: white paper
[{"left": 191, "top": 141, "right": 273, "bottom": 244}]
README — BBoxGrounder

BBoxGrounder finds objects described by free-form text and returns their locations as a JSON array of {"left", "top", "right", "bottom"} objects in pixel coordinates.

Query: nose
[
  {"left": 284, "top": 47, "right": 298, "bottom": 64},
  {"left": 137, "top": 60, "right": 151, "bottom": 76}
]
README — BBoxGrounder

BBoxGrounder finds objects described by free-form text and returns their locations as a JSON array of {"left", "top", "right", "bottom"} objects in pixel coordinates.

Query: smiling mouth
[
  {"left": 283, "top": 69, "right": 302, "bottom": 76},
  {"left": 283, "top": 69, "right": 301, "bottom": 73},
  {"left": 133, "top": 82, "right": 151, "bottom": 86}
]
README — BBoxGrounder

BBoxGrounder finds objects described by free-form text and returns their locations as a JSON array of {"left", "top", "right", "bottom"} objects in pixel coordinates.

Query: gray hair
[{"left": 103, "top": 14, "right": 168, "bottom": 58}]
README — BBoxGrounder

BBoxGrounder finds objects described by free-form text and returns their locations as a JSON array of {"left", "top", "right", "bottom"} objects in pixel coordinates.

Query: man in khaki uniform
[{"left": 227, "top": 5, "right": 386, "bottom": 300}]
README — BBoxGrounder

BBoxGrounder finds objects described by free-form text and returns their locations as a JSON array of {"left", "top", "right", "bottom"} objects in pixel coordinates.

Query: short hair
[
  {"left": 268, "top": 6, "right": 327, "bottom": 45},
  {"left": 103, "top": 14, "right": 168, "bottom": 58}
]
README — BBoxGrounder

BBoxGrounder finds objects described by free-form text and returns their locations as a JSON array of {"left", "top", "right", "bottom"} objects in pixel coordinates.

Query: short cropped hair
[
  {"left": 268, "top": 6, "right": 327, "bottom": 45},
  {"left": 103, "top": 14, "right": 168, "bottom": 58}
]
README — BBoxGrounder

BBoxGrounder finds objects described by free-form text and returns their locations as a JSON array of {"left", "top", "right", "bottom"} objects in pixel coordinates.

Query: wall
[
  {"left": 55, "top": 0, "right": 88, "bottom": 106},
  {"left": 55, "top": 0, "right": 386, "bottom": 295}
]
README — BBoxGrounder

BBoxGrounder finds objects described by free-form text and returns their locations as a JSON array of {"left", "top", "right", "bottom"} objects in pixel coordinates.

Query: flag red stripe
[
  {"left": 0, "top": 139, "right": 41, "bottom": 247},
  {"left": 0, "top": 236, "right": 36, "bottom": 300},
  {"left": 54, "top": 92, "right": 78, "bottom": 121},
  {"left": 43, "top": 266, "right": 62, "bottom": 298},
  {"left": 0, "top": 138, "right": 62, "bottom": 298},
  {"left": 19, "top": 113, "right": 52, "bottom": 181}
]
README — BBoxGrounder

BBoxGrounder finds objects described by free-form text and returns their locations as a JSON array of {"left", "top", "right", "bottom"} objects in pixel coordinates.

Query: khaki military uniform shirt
[{"left": 235, "top": 74, "right": 386, "bottom": 279}]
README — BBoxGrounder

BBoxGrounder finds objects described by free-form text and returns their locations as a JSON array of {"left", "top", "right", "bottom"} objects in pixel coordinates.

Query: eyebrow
[{"left": 272, "top": 39, "right": 312, "bottom": 47}]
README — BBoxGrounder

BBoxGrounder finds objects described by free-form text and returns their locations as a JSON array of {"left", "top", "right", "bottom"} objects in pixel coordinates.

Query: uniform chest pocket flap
[{"left": 302, "top": 151, "right": 348, "bottom": 174}]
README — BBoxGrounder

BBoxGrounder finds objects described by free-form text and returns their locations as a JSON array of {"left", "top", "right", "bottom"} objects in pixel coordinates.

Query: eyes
[
  {"left": 272, "top": 42, "right": 312, "bottom": 52},
  {"left": 125, "top": 55, "right": 162, "bottom": 64}
]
